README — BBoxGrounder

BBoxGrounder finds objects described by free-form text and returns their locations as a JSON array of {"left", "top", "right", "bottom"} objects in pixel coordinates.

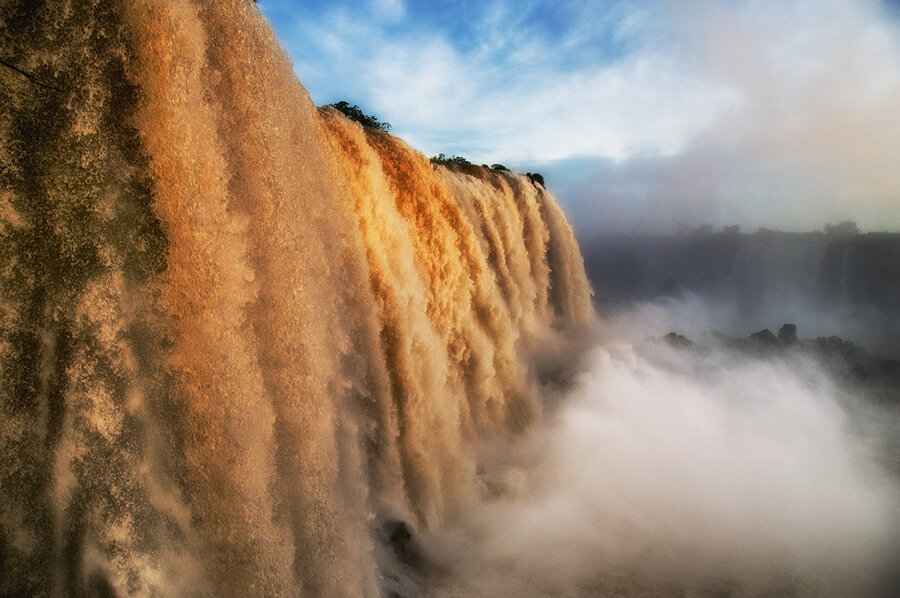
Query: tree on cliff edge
[{"left": 326, "top": 101, "right": 391, "bottom": 132}]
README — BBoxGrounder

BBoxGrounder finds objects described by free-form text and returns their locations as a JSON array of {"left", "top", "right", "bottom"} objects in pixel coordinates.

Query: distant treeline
[{"left": 665, "top": 220, "right": 869, "bottom": 237}]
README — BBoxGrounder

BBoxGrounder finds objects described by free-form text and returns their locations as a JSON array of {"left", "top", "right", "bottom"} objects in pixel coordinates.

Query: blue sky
[{"left": 259, "top": 0, "right": 900, "bottom": 234}]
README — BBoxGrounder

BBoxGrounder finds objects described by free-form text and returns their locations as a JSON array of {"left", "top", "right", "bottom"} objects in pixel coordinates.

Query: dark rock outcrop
[{"left": 778, "top": 323, "right": 797, "bottom": 345}]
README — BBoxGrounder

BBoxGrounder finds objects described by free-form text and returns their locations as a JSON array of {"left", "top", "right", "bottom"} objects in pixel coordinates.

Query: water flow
[{"left": 0, "top": 1, "right": 592, "bottom": 595}]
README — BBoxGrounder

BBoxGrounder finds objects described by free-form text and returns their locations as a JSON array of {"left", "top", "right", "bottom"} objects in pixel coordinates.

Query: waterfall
[{"left": 0, "top": 1, "right": 592, "bottom": 595}]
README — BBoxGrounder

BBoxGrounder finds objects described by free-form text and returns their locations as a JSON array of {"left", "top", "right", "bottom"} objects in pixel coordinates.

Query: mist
[{"left": 412, "top": 311, "right": 900, "bottom": 597}]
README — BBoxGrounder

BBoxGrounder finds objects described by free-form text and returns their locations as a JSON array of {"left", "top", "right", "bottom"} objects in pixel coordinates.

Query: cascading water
[{"left": 0, "top": 1, "right": 592, "bottom": 595}]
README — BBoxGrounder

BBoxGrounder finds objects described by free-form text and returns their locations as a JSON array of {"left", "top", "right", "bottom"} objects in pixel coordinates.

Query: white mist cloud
[
  {"left": 426, "top": 330, "right": 900, "bottom": 597},
  {"left": 561, "top": 0, "right": 900, "bottom": 232}
]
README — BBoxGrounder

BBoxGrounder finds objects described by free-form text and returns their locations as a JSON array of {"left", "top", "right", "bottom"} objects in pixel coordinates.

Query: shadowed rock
[
  {"left": 778, "top": 323, "right": 798, "bottom": 345},
  {"left": 749, "top": 328, "right": 778, "bottom": 348}
]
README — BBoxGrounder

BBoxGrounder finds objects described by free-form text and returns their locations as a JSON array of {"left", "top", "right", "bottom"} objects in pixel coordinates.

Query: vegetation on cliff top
[
  {"left": 325, "top": 100, "right": 391, "bottom": 132},
  {"left": 322, "top": 102, "right": 545, "bottom": 186},
  {"left": 430, "top": 154, "right": 544, "bottom": 186}
]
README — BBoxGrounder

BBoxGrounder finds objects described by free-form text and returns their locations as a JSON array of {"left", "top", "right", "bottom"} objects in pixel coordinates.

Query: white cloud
[
  {"left": 344, "top": 3, "right": 737, "bottom": 163},
  {"left": 561, "top": 0, "right": 900, "bottom": 232}
]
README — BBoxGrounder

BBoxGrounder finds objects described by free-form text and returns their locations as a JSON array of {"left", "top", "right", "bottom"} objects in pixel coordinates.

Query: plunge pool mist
[{"left": 408, "top": 306, "right": 900, "bottom": 598}]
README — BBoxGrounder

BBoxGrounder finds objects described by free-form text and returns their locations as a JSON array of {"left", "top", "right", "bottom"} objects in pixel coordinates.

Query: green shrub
[
  {"left": 430, "top": 153, "right": 471, "bottom": 165},
  {"left": 326, "top": 101, "right": 391, "bottom": 132},
  {"left": 526, "top": 172, "right": 545, "bottom": 186}
]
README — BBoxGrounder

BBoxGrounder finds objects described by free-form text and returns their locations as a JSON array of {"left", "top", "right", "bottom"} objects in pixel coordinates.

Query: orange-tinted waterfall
[{"left": 0, "top": 1, "right": 592, "bottom": 595}]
